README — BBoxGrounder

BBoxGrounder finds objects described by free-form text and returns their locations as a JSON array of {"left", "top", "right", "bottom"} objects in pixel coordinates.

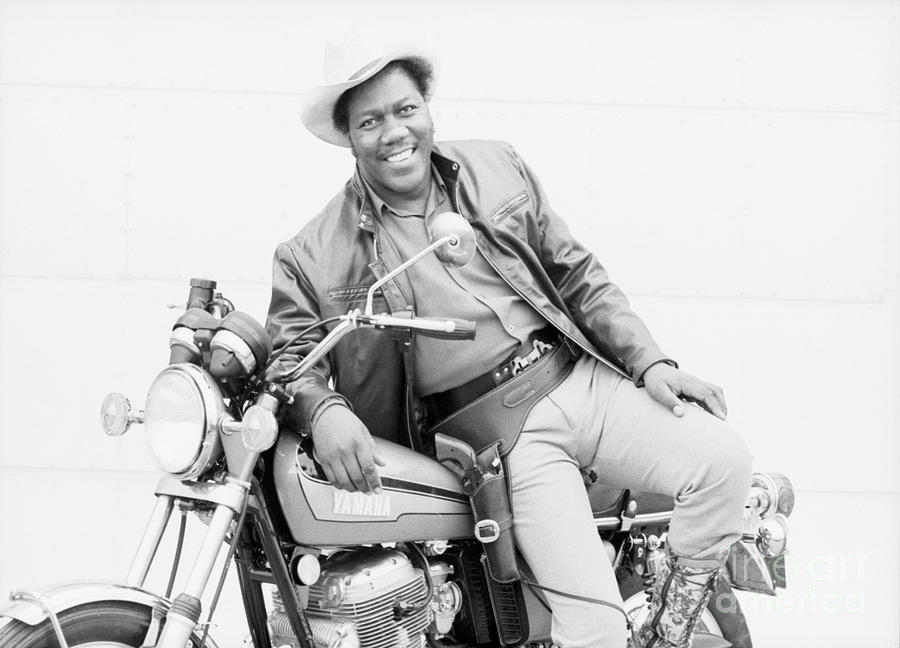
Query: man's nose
[{"left": 381, "top": 115, "right": 409, "bottom": 143}]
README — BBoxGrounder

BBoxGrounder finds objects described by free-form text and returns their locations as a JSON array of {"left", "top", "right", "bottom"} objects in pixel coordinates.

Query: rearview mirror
[{"left": 430, "top": 212, "right": 476, "bottom": 267}]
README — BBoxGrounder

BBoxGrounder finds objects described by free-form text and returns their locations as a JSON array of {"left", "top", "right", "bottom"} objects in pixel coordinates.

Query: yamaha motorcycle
[{"left": 0, "top": 213, "right": 794, "bottom": 648}]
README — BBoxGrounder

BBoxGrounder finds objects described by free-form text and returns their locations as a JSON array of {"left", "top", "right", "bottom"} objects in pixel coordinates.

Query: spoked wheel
[
  {"left": 0, "top": 600, "right": 204, "bottom": 648},
  {"left": 619, "top": 574, "right": 752, "bottom": 648}
]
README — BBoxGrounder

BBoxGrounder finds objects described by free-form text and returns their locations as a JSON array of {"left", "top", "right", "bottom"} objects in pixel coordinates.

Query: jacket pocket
[
  {"left": 488, "top": 191, "right": 530, "bottom": 224},
  {"left": 328, "top": 284, "right": 384, "bottom": 302}
]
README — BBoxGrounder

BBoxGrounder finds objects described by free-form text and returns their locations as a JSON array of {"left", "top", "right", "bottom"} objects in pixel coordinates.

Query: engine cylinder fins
[{"left": 306, "top": 548, "right": 431, "bottom": 648}]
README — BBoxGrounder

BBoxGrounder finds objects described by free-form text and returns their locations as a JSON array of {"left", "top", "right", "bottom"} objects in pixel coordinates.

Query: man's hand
[
  {"left": 641, "top": 362, "right": 728, "bottom": 420},
  {"left": 311, "top": 405, "right": 386, "bottom": 493}
]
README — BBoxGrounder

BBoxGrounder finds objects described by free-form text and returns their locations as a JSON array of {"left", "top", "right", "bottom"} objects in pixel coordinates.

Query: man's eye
[
  {"left": 399, "top": 104, "right": 417, "bottom": 114},
  {"left": 358, "top": 117, "right": 377, "bottom": 129}
]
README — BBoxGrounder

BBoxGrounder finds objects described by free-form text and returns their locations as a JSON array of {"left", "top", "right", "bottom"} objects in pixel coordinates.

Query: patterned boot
[{"left": 626, "top": 550, "right": 722, "bottom": 648}]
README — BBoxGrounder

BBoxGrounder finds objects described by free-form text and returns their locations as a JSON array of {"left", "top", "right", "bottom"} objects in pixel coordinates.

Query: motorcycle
[{"left": 0, "top": 213, "right": 794, "bottom": 648}]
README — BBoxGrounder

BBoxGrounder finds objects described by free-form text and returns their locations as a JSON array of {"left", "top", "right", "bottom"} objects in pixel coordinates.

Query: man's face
[{"left": 346, "top": 66, "right": 434, "bottom": 206}]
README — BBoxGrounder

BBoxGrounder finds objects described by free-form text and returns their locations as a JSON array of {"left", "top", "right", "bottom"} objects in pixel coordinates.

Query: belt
[
  {"left": 424, "top": 326, "right": 565, "bottom": 423},
  {"left": 423, "top": 330, "right": 578, "bottom": 456}
]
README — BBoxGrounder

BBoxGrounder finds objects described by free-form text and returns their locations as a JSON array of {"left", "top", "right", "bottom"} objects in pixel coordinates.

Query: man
[{"left": 266, "top": 40, "right": 752, "bottom": 648}]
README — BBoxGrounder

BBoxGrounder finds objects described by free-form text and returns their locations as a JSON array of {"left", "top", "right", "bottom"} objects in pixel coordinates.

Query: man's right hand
[{"left": 311, "top": 405, "right": 386, "bottom": 493}]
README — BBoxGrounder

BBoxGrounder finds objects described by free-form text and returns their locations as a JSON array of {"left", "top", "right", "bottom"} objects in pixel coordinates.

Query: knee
[{"left": 708, "top": 425, "right": 753, "bottom": 501}]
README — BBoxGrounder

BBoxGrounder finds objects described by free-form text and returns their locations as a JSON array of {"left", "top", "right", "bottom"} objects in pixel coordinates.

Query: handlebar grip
[{"left": 415, "top": 318, "right": 477, "bottom": 341}]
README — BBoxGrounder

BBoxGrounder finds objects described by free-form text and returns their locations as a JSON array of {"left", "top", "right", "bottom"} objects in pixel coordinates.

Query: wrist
[
  {"left": 636, "top": 358, "right": 678, "bottom": 387},
  {"left": 309, "top": 396, "right": 351, "bottom": 433}
]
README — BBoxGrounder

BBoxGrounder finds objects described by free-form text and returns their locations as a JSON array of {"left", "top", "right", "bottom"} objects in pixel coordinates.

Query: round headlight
[{"left": 145, "top": 364, "right": 224, "bottom": 479}]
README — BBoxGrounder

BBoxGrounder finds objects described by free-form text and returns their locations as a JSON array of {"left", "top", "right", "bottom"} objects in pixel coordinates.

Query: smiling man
[
  {"left": 266, "top": 41, "right": 753, "bottom": 648},
  {"left": 335, "top": 60, "right": 435, "bottom": 213}
]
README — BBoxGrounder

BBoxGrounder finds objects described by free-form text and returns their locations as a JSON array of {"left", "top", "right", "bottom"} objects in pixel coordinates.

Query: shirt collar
[{"left": 358, "top": 163, "right": 447, "bottom": 219}]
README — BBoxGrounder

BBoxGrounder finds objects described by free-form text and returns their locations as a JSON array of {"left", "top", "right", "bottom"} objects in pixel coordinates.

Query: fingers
[
  {"left": 324, "top": 461, "right": 355, "bottom": 493},
  {"left": 680, "top": 383, "right": 728, "bottom": 420},
  {"left": 652, "top": 384, "right": 685, "bottom": 417},
  {"left": 710, "top": 384, "right": 728, "bottom": 418},
  {"left": 354, "top": 444, "right": 384, "bottom": 494},
  {"left": 312, "top": 409, "right": 384, "bottom": 493},
  {"left": 645, "top": 368, "right": 729, "bottom": 420}
]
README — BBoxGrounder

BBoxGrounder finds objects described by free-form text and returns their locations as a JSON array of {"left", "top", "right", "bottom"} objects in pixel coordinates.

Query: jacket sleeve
[
  {"left": 265, "top": 241, "right": 351, "bottom": 433},
  {"left": 508, "top": 145, "right": 676, "bottom": 383}
]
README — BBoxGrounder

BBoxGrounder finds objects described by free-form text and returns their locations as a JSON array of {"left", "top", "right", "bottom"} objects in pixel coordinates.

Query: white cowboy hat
[{"left": 301, "top": 37, "right": 439, "bottom": 148}]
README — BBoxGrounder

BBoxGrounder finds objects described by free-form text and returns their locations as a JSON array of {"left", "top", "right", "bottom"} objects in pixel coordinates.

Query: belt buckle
[
  {"left": 511, "top": 356, "right": 528, "bottom": 376},
  {"left": 511, "top": 339, "right": 554, "bottom": 376}
]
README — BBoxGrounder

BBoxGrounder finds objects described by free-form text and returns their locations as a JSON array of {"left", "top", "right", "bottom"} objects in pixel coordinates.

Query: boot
[{"left": 626, "top": 549, "right": 723, "bottom": 648}]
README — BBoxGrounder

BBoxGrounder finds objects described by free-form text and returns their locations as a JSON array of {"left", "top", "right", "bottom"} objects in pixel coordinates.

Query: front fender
[{"left": 0, "top": 580, "right": 220, "bottom": 648}]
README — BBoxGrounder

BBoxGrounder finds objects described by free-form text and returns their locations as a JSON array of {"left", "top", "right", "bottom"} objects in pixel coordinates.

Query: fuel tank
[{"left": 273, "top": 431, "right": 474, "bottom": 546}]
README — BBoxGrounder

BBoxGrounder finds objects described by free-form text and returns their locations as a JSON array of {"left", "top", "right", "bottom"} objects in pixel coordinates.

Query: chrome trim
[
  {"left": 126, "top": 495, "right": 174, "bottom": 587},
  {"left": 146, "top": 363, "right": 225, "bottom": 481},
  {"left": 182, "top": 503, "right": 241, "bottom": 598},
  {"left": 365, "top": 235, "right": 456, "bottom": 315},
  {"left": 282, "top": 319, "right": 355, "bottom": 383},
  {"left": 749, "top": 472, "right": 779, "bottom": 518},
  {"left": 9, "top": 590, "right": 69, "bottom": 648},
  {"left": 0, "top": 581, "right": 219, "bottom": 648},
  {"left": 154, "top": 476, "right": 246, "bottom": 513},
  {"left": 594, "top": 511, "right": 672, "bottom": 530}
]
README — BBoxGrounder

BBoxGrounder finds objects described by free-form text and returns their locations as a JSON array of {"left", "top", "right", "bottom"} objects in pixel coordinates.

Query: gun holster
[
  {"left": 436, "top": 434, "right": 519, "bottom": 583},
  {"left": 468, "top": 444, "right": 519, "bottom": 582}
]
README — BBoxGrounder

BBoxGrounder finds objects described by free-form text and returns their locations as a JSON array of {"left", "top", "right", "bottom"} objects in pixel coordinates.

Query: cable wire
[
  {"left": 262, "top": 316, "right": 344, "bottom": 374},
  {"left": 198, "top": 494, "right": 251, "bottom": 648},
  {"left": 519, "top": 575, "right": 640, "bottom": 645},
  {"left": 164, "top": 510, "right": 188, "bottom": 599}
]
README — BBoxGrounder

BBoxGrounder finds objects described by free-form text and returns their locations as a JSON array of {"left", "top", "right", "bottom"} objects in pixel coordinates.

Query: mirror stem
[{"left": 365, "top": 235, "right": 457, "bottom": 315}]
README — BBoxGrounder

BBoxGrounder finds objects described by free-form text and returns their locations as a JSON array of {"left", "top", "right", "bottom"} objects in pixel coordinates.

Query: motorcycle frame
[
  {"left": 132, "top": 473, "right": 641, "bottom": 648},
  {"left": 125, "top": 462, "right": 320, "bottom": 648}
]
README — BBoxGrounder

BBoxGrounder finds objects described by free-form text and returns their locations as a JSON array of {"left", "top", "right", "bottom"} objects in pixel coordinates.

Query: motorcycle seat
[{"left": 588, "top": 484, "right": 674, "bottom": 519}]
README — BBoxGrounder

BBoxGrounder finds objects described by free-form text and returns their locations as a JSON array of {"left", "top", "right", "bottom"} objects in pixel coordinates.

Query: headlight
[{"left": 145, "top": 364, "right": 224, "bottom": 479}]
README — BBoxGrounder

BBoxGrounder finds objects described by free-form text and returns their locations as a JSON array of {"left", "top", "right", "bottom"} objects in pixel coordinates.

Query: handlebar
[
  {"left": 368, "top": 314, "right": 477, "bottom": 340},
  {"left": 274, "top": 311, "right": 477, "bottom": 384}
]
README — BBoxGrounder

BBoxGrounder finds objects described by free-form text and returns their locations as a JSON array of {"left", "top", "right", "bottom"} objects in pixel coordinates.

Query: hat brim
[{"left": 300, "top": 48, "right": 439, "bottom": 148}]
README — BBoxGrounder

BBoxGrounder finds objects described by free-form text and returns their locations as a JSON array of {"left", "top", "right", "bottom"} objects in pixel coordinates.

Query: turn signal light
[{"left": 757, "top": 513, "right": 788, "bottom": 558}]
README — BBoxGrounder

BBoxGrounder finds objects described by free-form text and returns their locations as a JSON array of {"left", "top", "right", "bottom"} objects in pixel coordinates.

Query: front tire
[{"left": 0, "top": 600, "right": 202, "bottom": 648}]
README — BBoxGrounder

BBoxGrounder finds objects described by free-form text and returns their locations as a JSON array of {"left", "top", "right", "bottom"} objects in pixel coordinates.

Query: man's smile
[{"left": 384, "top": 146, "right": 415, "bottom": 163}]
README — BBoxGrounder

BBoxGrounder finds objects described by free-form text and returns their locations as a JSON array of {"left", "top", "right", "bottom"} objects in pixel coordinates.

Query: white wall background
[{"left": 0, "top": 0, "right": 898, "bottom": 646}]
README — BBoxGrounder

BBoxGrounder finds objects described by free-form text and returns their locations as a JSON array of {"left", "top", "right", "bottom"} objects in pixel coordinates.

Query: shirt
[{"left": 360, "top": 165, "right": 547, "bottom": 395}]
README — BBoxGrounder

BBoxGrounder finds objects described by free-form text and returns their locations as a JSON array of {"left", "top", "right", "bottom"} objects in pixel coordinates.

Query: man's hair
[{"left": 332, "top": 57, "right": 434, "bottom": 136}]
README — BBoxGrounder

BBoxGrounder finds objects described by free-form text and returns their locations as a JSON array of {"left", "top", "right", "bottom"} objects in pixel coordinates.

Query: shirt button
[{"left": 507, "top": 325, "right": 515, "bottom": 332}]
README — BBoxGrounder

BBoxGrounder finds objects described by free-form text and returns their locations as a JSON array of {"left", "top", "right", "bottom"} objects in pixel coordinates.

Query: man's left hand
[{"left": 641, "top": 362, "right": 728, "bottom": 420}]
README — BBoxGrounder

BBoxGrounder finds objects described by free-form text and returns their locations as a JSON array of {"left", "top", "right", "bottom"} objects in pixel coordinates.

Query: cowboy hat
[{"left": 301, "top": 38, "right": 439, "bottom": 148}]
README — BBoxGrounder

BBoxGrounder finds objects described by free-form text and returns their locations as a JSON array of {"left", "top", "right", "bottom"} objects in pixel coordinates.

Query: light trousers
[{"left": 507, "top": 355, "right": 753, "bottom": 648}]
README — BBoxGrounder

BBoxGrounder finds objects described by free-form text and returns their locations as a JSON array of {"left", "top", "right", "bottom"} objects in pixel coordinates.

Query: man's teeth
[{"left": 386, "top": 148, "right": 413, "bottom": 162}]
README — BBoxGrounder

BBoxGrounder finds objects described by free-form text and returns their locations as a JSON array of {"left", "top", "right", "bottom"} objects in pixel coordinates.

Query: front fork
[{"left": 128, "top": 454, "right": 259, "bottom": 648}]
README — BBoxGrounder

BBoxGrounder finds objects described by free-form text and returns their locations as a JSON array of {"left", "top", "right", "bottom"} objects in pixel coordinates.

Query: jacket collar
[{"left": 349, "top": 144, "right": 461, "bottom": 232}]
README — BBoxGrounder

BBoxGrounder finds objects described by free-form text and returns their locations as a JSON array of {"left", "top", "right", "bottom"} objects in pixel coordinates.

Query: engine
[{"left": 270, "top": 546, "right": 463, "bottom": 648}]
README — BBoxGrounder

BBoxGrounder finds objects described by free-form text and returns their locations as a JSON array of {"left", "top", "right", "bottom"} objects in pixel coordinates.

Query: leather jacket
[{"left": 265, "top": 140, "right": 670, "bottom": 447}]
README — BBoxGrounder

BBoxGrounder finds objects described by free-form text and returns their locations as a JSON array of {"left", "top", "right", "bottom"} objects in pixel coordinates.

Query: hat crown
[
  {"left": 302, "top": 37, "right": 438, "bottom": 148},
  {"left": 322, "top": 37, "right": 391, "bottom": 86}
]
